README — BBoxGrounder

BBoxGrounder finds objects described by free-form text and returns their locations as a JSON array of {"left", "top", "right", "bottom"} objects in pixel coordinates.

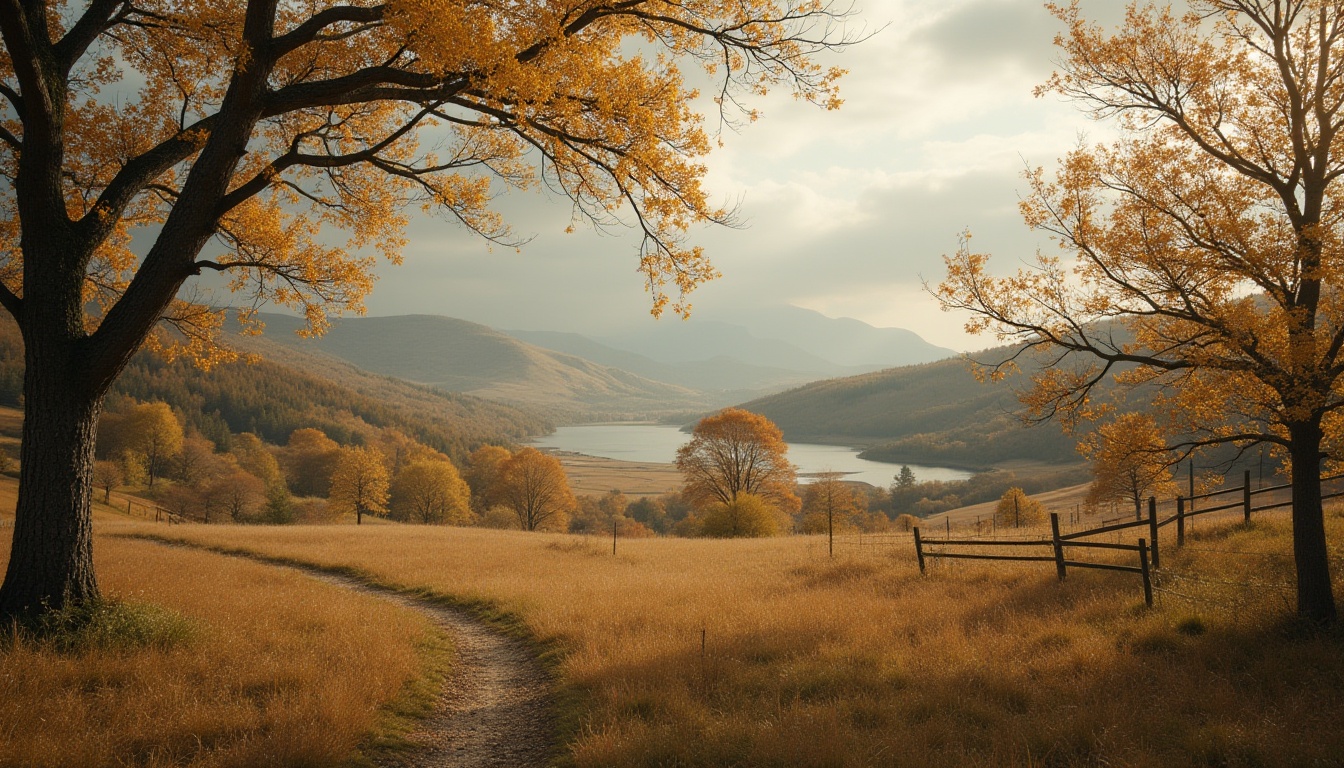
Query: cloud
[{"left": 349, "top": 0, "right": 1123, "bottom": 351}]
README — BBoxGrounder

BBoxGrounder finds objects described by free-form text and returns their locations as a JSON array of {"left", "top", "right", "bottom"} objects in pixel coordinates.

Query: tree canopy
[
  {"left": 1082, "top": 413, "right": 1177, "bottom": 519},
  {"left": 675, "top": 408, "right": 799, "bottom": 513},
  {"left": 0, "top": 0, "right": 851, "bottom": 615},
  {"left": 938, "top": 0, "right": 1344, "bottom": 624},
  {"left": 498, "top": 447, "right": 574, "bottom": 531}
]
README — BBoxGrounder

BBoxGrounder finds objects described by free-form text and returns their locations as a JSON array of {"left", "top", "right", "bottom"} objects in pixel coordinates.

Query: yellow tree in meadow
[
  {"left": 499, "top": 448, "right": 575, "bottom": 532},
  {"left": 124, "top": 402, "right": 184, "bottom": 489},
  {"left": 675, "top": 408, "right": 799, "bottom": 514},
  {"left": 994, "top": 487, "right": 1045, "bottom": 529},
  {"left": 389, "top": 460, "right": 473, "bottom": 525},
  {"left": 938, "top": 1, "right": 1344, "bottom": 623},
  {"left": 0, "top": 0, "right": 851, "bottom": 616},
  {"left": 801, "top": 472, "right": 865, "bottom": 556},
  {"left": 465, "top": 445, "right": 513, "bottom": 514},
  {"left": 1083, "top": 413, "right": 1177, "bottom": 520},
  {"left": 330, "top": 447, "right": 390, "bottom": 525}
]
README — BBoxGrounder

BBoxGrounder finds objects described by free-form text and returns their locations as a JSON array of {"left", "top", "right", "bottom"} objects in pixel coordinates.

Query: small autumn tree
[
  {"left": 280, "top": 428, "right": 342, "bottom": 498},
  {"left": 91, "top": 460, "right": 122, "bottom": 505},
  {"left": 0, "top": 0, "right": 851, "bottom": 618},
  {"left": 937, "top": 1, "right": 1344, "bottom": 624},
  {"left": 389, "top": 460, "right": 473, "bottom": 525},
  {"left": 465, "top": 445, "right": 512, "bottom": 514},
  {"left": 994, "top": 488, "right": 1045, "bottom": 529},
  {"left": 801, "top": 472, "right": 865, "bottom": 556},
  {"left": 330, "top": 447, "right": 390, "bottom": 525},
  {"left": 1083, "top": 413, "right": 1177, "bottom": 520},
  {"left": 123, "top": 402, "right": 184, "bottom": 489},
  {"left": 212, "top": 469, "right": 268, "bottom": 523},
  {"left": 499, "top": 448, "right": 575, "bottom": 532},
  {"left": 676, "top": 408, "right": 799, "bottom": 514}
]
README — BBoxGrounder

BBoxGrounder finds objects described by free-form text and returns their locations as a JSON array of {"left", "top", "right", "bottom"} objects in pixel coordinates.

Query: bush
[{"left": 700, "top": 494, "right": 781, "bottom": 538}]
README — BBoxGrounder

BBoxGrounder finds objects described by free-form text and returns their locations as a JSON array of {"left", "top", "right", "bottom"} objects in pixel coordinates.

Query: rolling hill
[
  {"left": 237, "top": 313, "right": 708, "bottom": 418},
  {"left": 738, "top": 345, "right": 1086, "bottom": 469},
  {"left": 0, "top": 316, "right": 550, "bottom": 461}
]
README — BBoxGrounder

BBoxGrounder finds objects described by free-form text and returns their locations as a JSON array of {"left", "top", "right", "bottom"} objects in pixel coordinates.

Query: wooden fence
[
  {"left": 913, "top": 470, "right": 1344, "bottom": 607},
  {"left": 114, "top": 494, "right": 182, "bottom": 524}
]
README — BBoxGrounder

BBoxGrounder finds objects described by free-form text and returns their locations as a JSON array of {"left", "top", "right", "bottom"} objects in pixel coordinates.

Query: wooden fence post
[
  {"left": 613, "top": 519, "right": 618, "bottom": 556},
  {"left": 1147, "top": 496, "right": 1160, "bottom": 570},
  {"left": 913, "top": 527, "right": 925, "bottom": 574},
  {"left": 1138, "top": 538, "right": 1154, "bottom": 608},
  {"left": 1243, "top": 469, "right": 1252, "bottom": 523},
  {"left": 945, "top": 517, "right": 950, "bottom": 536},
  {"left": 1176, "top": 495, "right": 1185, "bottom": 548},
  {"left": 1050, "top": 512, "right": 1066, "bottom": 582}
]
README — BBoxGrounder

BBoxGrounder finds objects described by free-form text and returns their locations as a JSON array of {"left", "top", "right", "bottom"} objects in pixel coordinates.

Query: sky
[{"left": 357, "top": 0, "right": 1128, "bottom": 352}]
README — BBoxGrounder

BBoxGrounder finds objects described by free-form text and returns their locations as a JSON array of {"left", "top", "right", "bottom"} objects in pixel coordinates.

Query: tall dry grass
[
  {"left": 0, "top": 530, "right": 445, "bottom": 768},
  {"left": 146, "top": 505, "right": 1344, "bottom": 767}
]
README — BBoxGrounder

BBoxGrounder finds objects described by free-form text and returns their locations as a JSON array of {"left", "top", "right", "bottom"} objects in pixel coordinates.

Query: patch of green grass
[
  {"left": 354, "top": 629, "right": 456, "bottom": 766},
  {"left": 7, "top": 598, "right": 196, "bottom": 653}
]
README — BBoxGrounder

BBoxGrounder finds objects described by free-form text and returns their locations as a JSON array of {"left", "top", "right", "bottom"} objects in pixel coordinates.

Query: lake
[{"left": 532, "top": 424, "right": 971, "bottom": 487}]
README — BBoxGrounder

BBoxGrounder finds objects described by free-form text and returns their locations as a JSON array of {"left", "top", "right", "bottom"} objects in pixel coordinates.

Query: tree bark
[
  {"left": 0, "top": 348, "right": 103, "bottom": 616},
  {"left": 1288, "top": 420, "right": 1337, "bottom": 625}
]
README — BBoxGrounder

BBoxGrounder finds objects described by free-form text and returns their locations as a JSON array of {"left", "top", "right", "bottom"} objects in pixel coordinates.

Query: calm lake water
[{"left": 533, "top": 424, "right": 971, "bottom": 487}]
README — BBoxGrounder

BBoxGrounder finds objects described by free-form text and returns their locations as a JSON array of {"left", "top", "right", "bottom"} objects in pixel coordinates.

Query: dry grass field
[
  {"left": 548, "top": 450, "right": 684, "bottom": 498},
  {"left": 132, "top": 507, "right": 1344, "bottom": 767},
  {"left": 0, "top": 514, "right": 448, "bottom": 768}
]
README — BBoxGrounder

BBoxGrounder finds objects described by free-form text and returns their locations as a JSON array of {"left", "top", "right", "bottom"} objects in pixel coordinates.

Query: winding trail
[{"left": 149, "top": 541, "right": 556, "bottom": 767}]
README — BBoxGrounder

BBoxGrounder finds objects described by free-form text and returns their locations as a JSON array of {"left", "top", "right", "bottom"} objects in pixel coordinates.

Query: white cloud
[{"left": 350, "top": 0, "right": 1123, "bottom": 351}]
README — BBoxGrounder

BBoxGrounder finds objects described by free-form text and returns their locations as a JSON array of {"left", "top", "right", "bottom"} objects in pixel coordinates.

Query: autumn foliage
[
  {"left": 0, "top": 0, "right": 850, "bottom": 615},
  {"left": 938, "top": 0, "right": 1344, "bottom": 623},
  {"left": 676, "top": 408, "right": 799, "bottom": 519}
]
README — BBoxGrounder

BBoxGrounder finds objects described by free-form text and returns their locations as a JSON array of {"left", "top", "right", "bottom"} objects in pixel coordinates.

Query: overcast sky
[{"left": 357, "top": 0, "right": 1126, "bottom": 352}]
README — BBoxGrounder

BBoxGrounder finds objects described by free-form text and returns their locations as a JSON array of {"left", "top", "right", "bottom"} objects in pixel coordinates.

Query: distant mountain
[
  {"left": 511, "top": 306, "right": 955, "bottom": 395},
  {"left": 240, "top": 313, "right": 708, "bottom": 418},
  {"left": 702, "top": 304, "right": 957, "bottom": 367},
  {"left": 738, "top": 345, "right": 1083, "bottom": 470},
  {"left": 504, "top": 329, "right": 821, "bottom": 396}
]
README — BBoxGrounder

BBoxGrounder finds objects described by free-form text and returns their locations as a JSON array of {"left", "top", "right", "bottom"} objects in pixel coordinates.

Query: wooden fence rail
[{"left": 913, "top": 470, "right": 1344, "bottom": 606}]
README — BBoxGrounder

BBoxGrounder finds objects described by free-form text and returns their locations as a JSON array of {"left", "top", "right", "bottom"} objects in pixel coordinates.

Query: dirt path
[{"left": 152, "top": 542, "right": 556, "bottom": 767}]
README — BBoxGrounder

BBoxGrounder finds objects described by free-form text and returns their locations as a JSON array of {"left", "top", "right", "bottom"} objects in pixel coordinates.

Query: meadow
[
  {"left": 1, "top": 463, "right": 1341, "bottom": 767},
  {"left": 0, "top": 499, "right": 450, "bottom": 768},
  {"left": 117, "top": 506, "right": 1344, "bottom": 767}
]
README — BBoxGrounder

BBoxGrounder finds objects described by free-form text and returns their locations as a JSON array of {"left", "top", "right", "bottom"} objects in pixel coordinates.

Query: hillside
[
  {"left": 739, "top": 345, "right": 1084, "bottom": 469},
  {"left": 505, "top": 329, "right": 821, "bottom": 397},
  {"left": 241, "top": 313, "right": 707, "bottom": 418},
  {"left": 0, "top": 318, "right": 549, "bottom": 461},
  {"left": 510, "top": 305, "right": 956, "bottom": 396}
]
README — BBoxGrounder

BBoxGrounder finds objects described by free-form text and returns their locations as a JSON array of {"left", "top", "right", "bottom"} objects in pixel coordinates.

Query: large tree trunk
[
  {"left": 1288, "top": 421, "right": 1337, "bottom": 625},
  {"left": 0, "top": 351, "right": 103, "bottom": 616}
]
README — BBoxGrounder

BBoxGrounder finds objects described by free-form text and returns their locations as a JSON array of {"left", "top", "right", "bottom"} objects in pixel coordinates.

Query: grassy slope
[
  {"left": 150, "top": 512, "right": 1344, "bottom": 768},
  {"left": 243, "top": 314, "right": 708, "bottom": 417},
  {"left": 739, "top": 346, "right": 1084, "bottom": 468}
]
